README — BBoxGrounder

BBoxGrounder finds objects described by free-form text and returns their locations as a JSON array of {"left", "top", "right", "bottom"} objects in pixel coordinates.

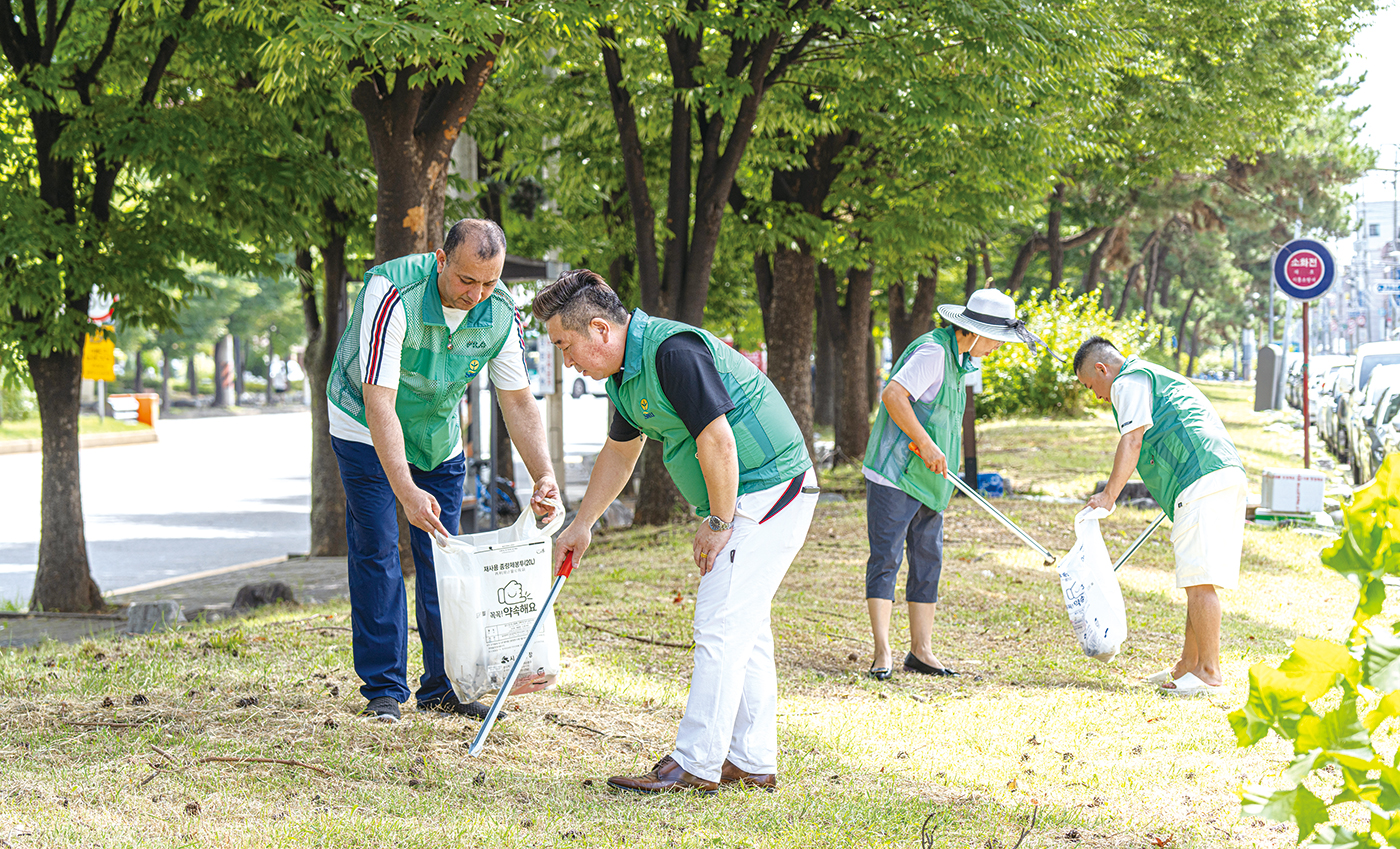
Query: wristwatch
[{"left": 705, "top": 515, "right": 734, "bottom": 532}]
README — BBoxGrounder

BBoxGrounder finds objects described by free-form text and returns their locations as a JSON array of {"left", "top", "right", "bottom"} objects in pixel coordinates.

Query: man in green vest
[
  {"left": 1075, "top": 336, "right": 1246, "bottom": 697},
  {"left": 862, "top": 288, "right": 1035, "bottom": 681},
  {"left": 327, "top": 219, "right": 559, "bottom": 723},
  {"left": 531, "top": 269, "right": 817, "bottom": 795}
]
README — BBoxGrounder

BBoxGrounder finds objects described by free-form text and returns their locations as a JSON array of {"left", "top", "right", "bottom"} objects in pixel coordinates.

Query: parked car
[
  {"left": 1331, "top": 367, "right": 1356, "bottom": 458},
  {"left": 1346, "top": 362, "right": 1400, "bottom": 476},
  {"left": 1305, "top": 355, "right": 1353, "bottom": 423},
  {"left": 1356, "top": 383, "right": 1400, "bottom": 483},
  {"left": 1340, "top": 343, "right": 1400, "bottom": 462},
  {"left": 1317, "top": 365, "right": 1349, "bottom": 454},
  {"left": 570, "top": 374, "right": 609, "bottom": 398}
]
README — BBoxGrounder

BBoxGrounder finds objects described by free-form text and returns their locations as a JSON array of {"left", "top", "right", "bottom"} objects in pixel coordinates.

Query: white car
[{"left": 569, "top": 373, "right": 609, "bottom": 398}]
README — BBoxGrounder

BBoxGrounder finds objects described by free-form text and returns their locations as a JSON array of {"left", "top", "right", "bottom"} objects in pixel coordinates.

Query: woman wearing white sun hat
[{"left": 862, "top": 287, "right": 1041, "bottom": 680}]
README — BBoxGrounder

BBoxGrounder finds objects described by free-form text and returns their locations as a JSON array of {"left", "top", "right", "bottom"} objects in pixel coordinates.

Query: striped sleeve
[
  {"left": 357, "top": 275, "right": 407, "bottom": 389},
  {"left": 486, "top": 308, "right": 531, "bottom": 391}
]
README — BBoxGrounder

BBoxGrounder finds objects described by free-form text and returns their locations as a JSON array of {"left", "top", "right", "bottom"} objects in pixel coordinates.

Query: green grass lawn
[
  {"left": 0, "top": 414, "right": 148, "bottom": 442},
  {"left": 0, "top": 382, "right": 1365, "bottom": 847}
]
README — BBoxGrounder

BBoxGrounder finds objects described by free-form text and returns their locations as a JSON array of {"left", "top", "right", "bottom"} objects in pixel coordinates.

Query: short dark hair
[
  {"left": 443, "top": 218, "right": 506, "bottom": 261},
  {"left": 531, "top": 268, "right": 629, "bottom": 331},
  {"left": 1073, "top": 336, "right": 1121, "bottom": 374}
]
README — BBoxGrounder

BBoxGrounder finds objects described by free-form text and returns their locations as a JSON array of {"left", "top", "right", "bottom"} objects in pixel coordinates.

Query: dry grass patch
[{"left": 0, "top": 382, "right": 1364, "bottom": 848}]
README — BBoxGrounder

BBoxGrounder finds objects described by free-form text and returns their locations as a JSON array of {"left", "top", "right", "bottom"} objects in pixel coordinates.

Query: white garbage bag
[
  {"left": 434, "top": 506, "right": 565, "bottom": 702},
  {"left": 1057, "top": 506, "right": 1127, "bottom": 662}
]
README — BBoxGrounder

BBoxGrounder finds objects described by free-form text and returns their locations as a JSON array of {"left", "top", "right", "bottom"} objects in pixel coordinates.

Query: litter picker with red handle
[{"left": 468, "top": 551, "right": 574, "bottom": 757}]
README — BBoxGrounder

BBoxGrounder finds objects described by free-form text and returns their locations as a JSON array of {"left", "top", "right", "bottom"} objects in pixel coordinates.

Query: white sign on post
[{"left": 536, "top": 339, "right": 555, "bottom": 395}]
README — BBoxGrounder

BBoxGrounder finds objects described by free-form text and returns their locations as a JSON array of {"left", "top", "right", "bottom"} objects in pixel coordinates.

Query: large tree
[{"left": 0, "top": 0, "right": 266, "bottom": 611}]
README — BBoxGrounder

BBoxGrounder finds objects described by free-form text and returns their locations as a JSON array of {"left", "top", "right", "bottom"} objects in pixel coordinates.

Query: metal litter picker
[
  {"left": 909, "top": 442, "right": 1058, "bottom": 565},
  {"left": 468, "top": 551, "right": 575, "bottom": 757},
  {"left": 1113, "top": 511, "right": 1167, "bottom": 572}
]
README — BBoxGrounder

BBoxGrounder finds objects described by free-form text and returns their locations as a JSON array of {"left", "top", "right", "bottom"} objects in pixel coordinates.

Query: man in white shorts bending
[{"left": 1074, "top": 337, "right": 1246, "bottom": 696}]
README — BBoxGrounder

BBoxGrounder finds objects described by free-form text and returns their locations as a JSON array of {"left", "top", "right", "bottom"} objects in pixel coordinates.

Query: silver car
[{"left": 1346, "top": 362, "right": 1400, "bottom": 477}]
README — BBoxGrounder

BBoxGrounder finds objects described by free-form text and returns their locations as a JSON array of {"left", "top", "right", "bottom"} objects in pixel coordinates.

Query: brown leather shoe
[
  {"left": 606, "top": 756, "right": 718, "bottom": 795},
  {"left": 720, "top": 759, "right": 778, "bottom": 791}
]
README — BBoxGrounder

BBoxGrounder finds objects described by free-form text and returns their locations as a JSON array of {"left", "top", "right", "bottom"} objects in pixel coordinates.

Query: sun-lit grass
[{"left": 0, "top": 382, "right": 1357, "bottom": 847}]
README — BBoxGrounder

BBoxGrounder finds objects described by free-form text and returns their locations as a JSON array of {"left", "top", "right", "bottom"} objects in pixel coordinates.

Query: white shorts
[{"left": 1169, "top": 467, "right": 1247, "bottom": 590}]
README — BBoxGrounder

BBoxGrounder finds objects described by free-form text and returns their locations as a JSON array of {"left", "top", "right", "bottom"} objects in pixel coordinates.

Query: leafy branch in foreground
[{"left": 1231, "top": 455, "right": 1400, "bottom": 847}]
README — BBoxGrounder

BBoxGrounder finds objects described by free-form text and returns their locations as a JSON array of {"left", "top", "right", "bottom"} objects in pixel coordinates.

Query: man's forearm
[
  {"left": 364, "top": 385, "right": 415, "bottom": 496},
  {"left": 696, "top": 419, "right": 739, "bottom": 521},
  {"left": 575, "top": 438, "right": 644, "bottom": 525},
  {"left": 1104, "top": 430, "right": 1144, "bottom": 500},
  {"left": 496, "top": 387, "right": 555, "bottom": 484}
]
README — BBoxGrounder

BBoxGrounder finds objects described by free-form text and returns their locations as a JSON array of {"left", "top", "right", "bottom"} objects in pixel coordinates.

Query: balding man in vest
[
  {"left": 1074, "top": 336, "right": 1246, "bottom": 697},
  {"left": 533, "top": 269, "right": 817, "bottom": 795},
  {"left": 327, "top": 219, "right": 559, "bottom": 723}
]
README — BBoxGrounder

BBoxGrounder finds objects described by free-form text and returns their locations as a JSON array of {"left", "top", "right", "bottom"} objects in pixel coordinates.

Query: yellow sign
[{"left": 82, "top": 330, "right": 115, "bottom": 382}]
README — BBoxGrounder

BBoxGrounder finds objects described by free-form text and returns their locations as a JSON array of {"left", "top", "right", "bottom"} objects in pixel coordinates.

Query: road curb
[
  {"left": 103, "top": 555, "right": 291, "bottom": 598},
  {"left": 0, "top": 429, "right": 159, "bottom": 455}
]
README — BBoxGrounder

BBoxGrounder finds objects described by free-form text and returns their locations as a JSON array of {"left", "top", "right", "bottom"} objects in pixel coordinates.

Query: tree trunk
[
  {"left": 964, "top": 251, "right": 977, "bottom": 299},
  {"left": 888, "top": 265, "right": 940, "bottom": 362},
  {"left": 186, "top": 353, "right": 198, "bottom": 398},
  {"left": 1175, "top": 288, "right": 1199, "bottom": 360},
  {"left": 301, "top": 204, "right": 351, "bottom": 558},
  {"left": 265, "top": 340, "right": 275, "bottom": 406},
  {"left": 980, "top": 240, "right": 993, "bottom": 289},
  {"left": 132, "top": 349, "right": 145, "bottom": 393},
  {"left": 766, "top": 245, "right": 816, "bottom": 459},
  {"left": 834, "top": 265, "right": 873, "bottom": 464},
  {"left": 213, "top": 335, "right": 232, "bottom": 407},
  {"left": 1113, "top": 263, "right": 1143, "bottom": 321},
  {"left": 1186, "top": 314, "right": 1205, "bottom": 377},
  {"left": 1046, "top": 184, "right": 1065, "bottom": 290},
  {"left": 160, "top": 347, "right": 172, "bottom": 411},
  {"left": 814, "top": 286, "right": 836, "bottom": 429},
  {"left": 232, "top": 335, "right": 245, "bottom": 403},
  {"left": 1142, "top": 242, "right": 1161, "bottom": 320},
  {"left": 351, "top": 51, "right": 499, "bottom": 262},
  {"left": 1081, "top": 228, "right": 1114, "bottom": 294},
  {"left": 1007, "top": 236, "right": 1042, "bottom": 295},
  {"left": 27, "top": 350, "right": 102, "bottom": 612}
]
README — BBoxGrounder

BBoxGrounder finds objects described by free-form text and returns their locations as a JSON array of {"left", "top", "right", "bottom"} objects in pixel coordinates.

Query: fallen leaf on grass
[
  {"left": 101, "top": 696, "right": 114, "bottom": 708},
  {"left": 130, "top": 694, "right": 148, "bottom": 706},
  {"left": 184, "top": 801, "right": 200, "bottom": 817},
  {"left": 1147, "top": 835, "right": 1174, "bottom": 847}
]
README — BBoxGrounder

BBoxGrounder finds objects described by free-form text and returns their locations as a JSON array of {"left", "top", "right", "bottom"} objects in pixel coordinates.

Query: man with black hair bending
[
  {"left": 533, "top": 269, "right": 817, "bottom": 794},
  {"left": 1073, "top": 336, "right": 1246, "bottom": 697}
]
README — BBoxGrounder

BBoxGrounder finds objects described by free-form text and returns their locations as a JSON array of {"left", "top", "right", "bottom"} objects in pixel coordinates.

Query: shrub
[
  {"left": 1, "top": 371, "right": 36, "bottom": 421},
  {"left": 1230, "top": 455, "right": 1400, "bottom": 847},
  {"left": 976, "top": 291, "right": 1164, "bottom": 419}
]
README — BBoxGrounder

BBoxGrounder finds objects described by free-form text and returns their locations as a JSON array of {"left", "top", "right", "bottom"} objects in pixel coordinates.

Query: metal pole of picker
[{"left": 1113, "top": 512, "right": 1167, "bottom": 572}]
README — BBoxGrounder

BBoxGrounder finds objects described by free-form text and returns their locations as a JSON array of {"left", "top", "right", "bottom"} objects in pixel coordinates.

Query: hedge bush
[{"left": 976, "top": 291, "right": 1165, "bottom": 419}]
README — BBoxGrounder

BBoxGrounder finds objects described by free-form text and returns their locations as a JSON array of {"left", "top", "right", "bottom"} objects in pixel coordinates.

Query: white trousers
[{"left": 671, "top": 468, "right": 818, "bottom": 783}]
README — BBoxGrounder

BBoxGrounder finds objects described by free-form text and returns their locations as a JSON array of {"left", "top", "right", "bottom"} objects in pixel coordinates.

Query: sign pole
[{"left": 1302, "top": 302, "right": 1310, "bottom": 469}]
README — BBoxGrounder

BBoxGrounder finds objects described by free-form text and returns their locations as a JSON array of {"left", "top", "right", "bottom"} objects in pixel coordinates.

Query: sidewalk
[{"left": 0, "top": 554, "right": 349, "bottom": 649}]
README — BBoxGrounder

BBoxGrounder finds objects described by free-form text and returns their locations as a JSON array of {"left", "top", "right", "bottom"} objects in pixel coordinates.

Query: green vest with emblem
[
  {"left": 863, "top": 326, "right": 976, "bottom": 512},
  {"left": 1111, "top": 356, "right": 1242, "bottom": 521},
  {"left": 327, "top": 253, "right": 516, "bottom": 471},
  {"left": 605, "top": 310, "right": 811, "bottom": 515}
]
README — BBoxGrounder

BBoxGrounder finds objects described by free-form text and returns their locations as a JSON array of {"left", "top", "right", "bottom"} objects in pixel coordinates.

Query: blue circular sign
[{"left": 1272, "top": 238, "right": 1335, "bottom": 301}]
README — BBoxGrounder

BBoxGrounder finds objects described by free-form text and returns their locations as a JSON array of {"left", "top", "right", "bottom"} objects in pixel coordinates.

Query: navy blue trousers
[
  {"left": 865, "top": 479, "right": 944, "bottom": 604},
  {"left": 332, "top": 436, "right": 464, "bottom": 704}
]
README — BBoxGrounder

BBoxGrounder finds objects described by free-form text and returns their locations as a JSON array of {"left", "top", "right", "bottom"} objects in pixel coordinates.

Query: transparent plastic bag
[
  {"left": 1057, "top": 506, "right": 1128, "bottom": 662},
  {"left": 434, "top": 507, "right": 564, "bottom": 701}
]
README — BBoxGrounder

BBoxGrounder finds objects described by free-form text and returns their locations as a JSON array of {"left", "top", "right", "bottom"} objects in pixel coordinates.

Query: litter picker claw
[
  {"left": 468, "top": 551, "right": 574, "bottom": 757},
  {"left": 909, "top": 442, "right": 1058, "bottom": 566}
]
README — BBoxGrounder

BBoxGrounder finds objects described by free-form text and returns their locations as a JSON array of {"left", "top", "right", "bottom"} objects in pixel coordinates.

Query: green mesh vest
[
  {"left": 327, "top": 253, "right": 516, "bottom": 471},
  {"left": 1111, "top": 356, "right": 1242, "bottom": 520},
  {"left": 863, "top": 326, "right": 976, "bottom": 512},
  {"left": 605, "top": 310, "right": 811, "bottom": 515}
]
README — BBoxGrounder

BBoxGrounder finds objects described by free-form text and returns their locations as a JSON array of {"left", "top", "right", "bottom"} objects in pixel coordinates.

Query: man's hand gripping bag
[
  {"left": 1057, "top": 507, "right": 1127, "bottom": 661},
  {"left": 434, "top": 508, "right": 565, "bottom": 702}
]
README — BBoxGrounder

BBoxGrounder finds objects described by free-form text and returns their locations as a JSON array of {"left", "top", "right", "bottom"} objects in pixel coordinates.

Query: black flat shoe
[
  {"left": 868, "top": 663, "right": 892, "bottom": 681},
  {"left": 903, "top": 652, "right": 957, "bottom": 677}
]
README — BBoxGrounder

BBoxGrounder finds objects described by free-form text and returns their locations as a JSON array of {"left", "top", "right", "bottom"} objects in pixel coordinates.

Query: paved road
[{"left": 0, "top": 387, "right": 611, "bottom": 605}]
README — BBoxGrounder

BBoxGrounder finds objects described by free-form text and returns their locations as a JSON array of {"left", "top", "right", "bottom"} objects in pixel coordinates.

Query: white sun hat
[{"left": 936, "top": 288, "right": 1034, "bottom": 344}]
